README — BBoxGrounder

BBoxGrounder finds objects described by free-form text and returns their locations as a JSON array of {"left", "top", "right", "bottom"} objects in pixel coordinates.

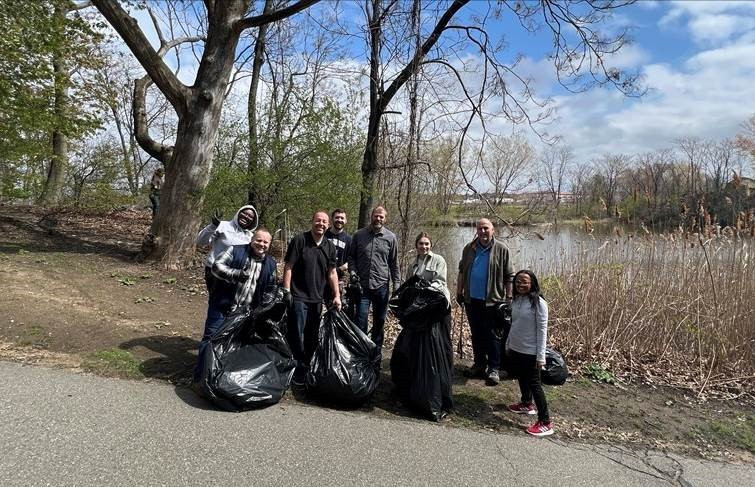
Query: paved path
[{"left": 1, "top": 362, "right": 752, "bottom": 486}]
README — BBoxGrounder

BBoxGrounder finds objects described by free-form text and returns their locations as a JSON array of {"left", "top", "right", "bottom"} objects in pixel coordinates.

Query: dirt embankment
[{"left": 0, "top": 204, "right": 753, "bottom": 464}]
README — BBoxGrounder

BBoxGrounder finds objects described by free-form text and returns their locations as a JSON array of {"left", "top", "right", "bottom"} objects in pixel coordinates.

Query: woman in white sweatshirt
[{"left": 505, "top": 269, "right": 553, "bottom": 437}]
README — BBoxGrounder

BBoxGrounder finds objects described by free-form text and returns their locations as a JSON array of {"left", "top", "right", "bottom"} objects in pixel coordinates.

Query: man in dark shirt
[
  {"left": 347, "top": 206, "right": 400, "bottom": 351},
  {"left": 324, "top": 208, "right": 351, "bottom": 277},
  {"left": 283, "top": 211, "right": 342, "bottom": 385}
]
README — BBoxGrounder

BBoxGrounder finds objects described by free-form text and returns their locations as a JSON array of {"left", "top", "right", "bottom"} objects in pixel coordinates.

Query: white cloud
[
  {"left": 549, "top": 36, "right": 755, "bottom": 164},
  {"left": 659, "top": 1, "right": 755, "bottom": 45}
]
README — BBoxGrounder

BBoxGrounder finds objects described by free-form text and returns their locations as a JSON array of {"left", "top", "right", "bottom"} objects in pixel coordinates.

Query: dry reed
[{"left": 541, "top": 233, "right": 754, "bottom": 400}]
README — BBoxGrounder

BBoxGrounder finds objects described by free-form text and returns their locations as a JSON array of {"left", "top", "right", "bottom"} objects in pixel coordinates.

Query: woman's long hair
[{"left": 513, "top": 269, "right": 545, "bottom": 309}]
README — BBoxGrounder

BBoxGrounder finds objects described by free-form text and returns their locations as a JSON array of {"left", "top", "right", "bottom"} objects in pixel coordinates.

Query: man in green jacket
[{"left": 456, "top": 218, "right": 514, "bottom": 385}]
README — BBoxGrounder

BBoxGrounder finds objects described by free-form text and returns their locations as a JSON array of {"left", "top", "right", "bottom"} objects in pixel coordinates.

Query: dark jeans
[
  {"left": 193, "top": 280, "right": 227, "bottom": 382},
  {"left": 356, "top": 285, "right": 389, "bottom": 349},
  {"left": 288, "top": 300, "right": 323, "bottom": 367},
  {"left": 464, "top": 299, "right": 500, "bottom": 371},
  {"left": 509, "top": 349, "right": 550, "bottom": 423},
  {"left": 149, "top": 192, "right": 159, "bottom": 216}
]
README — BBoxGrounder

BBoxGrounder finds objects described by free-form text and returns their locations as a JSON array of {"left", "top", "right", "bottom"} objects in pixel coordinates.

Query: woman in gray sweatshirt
[{"left": 505, "top": 270, "right": 553, "bottom": 437}]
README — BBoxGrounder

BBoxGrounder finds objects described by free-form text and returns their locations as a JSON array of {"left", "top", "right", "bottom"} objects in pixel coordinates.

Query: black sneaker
[
  {"left": 486, "top": 369, "right": 500, "bottom": 386},
  {"left": 465, "top": 365, "right": 486, "bottom": 379}
]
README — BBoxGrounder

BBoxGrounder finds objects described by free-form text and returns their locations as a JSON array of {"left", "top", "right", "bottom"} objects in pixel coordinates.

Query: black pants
[
  {"left": 509, "top": 349, "right": 550, "bottom": 423},
  {"left": 289, "top": 300, "right": 323, "bottom": 367},
  {"left": 465, "top": 299, "right": 500, "bottom": 371}
]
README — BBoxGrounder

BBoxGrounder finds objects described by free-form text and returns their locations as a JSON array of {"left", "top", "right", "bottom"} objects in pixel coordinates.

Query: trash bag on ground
[
  {"left": 305, "top": 309, "right": 381, "bottom": 405},
  {"left": 541, "top": 347, "right": 568, "bottom": 385},
  {"left": 389, "top": 276, "right": 453, "bottom": 421},
  {"left": 494, "top": 301, "right": 513, "bottom": 374},
  {"left": 194, "top": 287, "right": 296, "bottom": 411}
]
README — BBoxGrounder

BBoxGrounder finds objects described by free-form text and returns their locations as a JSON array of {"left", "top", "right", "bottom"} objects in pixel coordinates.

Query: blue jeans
[
  {"left": 356, "top": 285, "right": 389, "bottom": 349},
  {"left": 288, "top": 300, "right": 323, "bottom": 367},
  {"left": 465, "top": 299, "right": 500, "bottom": 371}
]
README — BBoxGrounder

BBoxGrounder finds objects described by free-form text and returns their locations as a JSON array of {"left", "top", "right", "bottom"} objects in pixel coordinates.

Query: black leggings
[{"left": 509, "top": 349, "right": 550, "bottom": 423}]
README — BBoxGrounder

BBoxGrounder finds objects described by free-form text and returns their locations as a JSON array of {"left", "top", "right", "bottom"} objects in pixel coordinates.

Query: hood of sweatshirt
[{"left": 230, "top": 204, "right": 259, "bottom": 234}]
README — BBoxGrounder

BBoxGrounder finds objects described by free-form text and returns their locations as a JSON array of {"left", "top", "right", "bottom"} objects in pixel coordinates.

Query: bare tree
[
  {"left": 569, "top": 160, "right": 594, "bottom": 217},
  {"left": 537, "top": 144, "right": 573, "bottom": 224},
  {"left": 91, "top": 0, "right": 318, "bottom": 268},
  {"left": 356, "top": 0, "right": 642, "bottom": 227},
  {"left": 595, "top": 153, "right": 629, "bottom": 218},
  {"left": 482, "top": 134, "right": 534, "bottom": 206}
]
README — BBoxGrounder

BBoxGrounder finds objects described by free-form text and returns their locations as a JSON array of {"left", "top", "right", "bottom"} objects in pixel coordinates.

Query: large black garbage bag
[
  {"left": 388, "top": 275, "right": 448, "bottom": 323},
  {"left": 195, "top": 287, "right": 296, "bottom": 411},
  {"left": 541, "top": 348, "right": 568, "bottom": 385},
  {"left": 389, "top": 277, "right": 453, "bottom": 421},
  {"left": 305, "top": 309, "right": 381, "bottom": 405}
]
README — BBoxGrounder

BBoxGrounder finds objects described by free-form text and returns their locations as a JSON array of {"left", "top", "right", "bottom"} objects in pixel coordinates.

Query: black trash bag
[
  {"left": 388, "top": 275, "right": 448, "bottom": 323},
  {"left": 195, "top": 287, "right": 296, "bottom": 411},
  {"left": 541, "top": 347, "right": 568, "bottom": 385},
  {"left": 494, "top": 302, "right": 514, "bottom": 375},
  {"left": 305, "top": 309, "right": 381, "bottom": 405},
  {"left": 389, "top": 277, "right": 453, "bottom": 421}
]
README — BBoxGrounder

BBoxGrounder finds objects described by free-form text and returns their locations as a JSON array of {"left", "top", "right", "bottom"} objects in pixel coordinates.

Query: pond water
[{"left": 407, "top": 222, "right": 638, "bottom": 283}]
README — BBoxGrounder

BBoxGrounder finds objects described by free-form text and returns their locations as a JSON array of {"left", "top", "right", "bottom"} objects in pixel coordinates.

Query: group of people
[{"left": 193, "top": 204, "right": 553, "bottom": 437}]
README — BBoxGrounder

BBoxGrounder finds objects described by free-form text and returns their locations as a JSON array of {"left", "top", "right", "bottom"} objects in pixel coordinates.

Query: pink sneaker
[
  {"left": 507, "top": 402, "right": 537, "bottom": 415},
  {"left": 526, "top": 421, "right": 554, "bottom": 437}
]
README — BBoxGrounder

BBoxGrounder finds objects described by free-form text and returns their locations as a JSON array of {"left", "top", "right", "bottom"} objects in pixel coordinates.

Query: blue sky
[{"left": 503, "top": 0, "right": 755, "bottom": 164}]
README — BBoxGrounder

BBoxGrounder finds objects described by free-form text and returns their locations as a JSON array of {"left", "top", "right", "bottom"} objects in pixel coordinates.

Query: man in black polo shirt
[{"left": 283, "top": 211, "right": 342, "bottom": 385}]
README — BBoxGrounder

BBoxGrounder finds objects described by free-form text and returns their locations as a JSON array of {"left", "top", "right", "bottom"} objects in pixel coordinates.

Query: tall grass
[{"left": 541, "top": 233, "right": 754, "bottom": 397}]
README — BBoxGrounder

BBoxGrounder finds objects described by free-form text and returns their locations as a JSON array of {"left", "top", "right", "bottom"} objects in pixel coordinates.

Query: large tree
[{"left": 91, "top": 0, "right": 318, "bottom": 268}]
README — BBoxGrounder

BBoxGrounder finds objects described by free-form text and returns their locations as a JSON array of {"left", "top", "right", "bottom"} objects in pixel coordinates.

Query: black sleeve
[
  {"left": 284, "top": 234, "right": 301, "bottom": 265},
  {"left": 326, "top": 241, "right": 337, "bottom": 269}
]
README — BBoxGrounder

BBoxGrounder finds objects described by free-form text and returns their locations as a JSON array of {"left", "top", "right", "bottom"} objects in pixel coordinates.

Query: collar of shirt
[{"left": 475, "top": 243, "right": 491, "bottom": 255}]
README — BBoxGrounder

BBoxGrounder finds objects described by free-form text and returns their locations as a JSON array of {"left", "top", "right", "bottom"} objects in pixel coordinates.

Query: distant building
[{"left": 513, "top": 191, "right": 575, "bottom": 203}]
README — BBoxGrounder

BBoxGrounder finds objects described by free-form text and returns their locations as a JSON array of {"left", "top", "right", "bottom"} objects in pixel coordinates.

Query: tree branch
[
  {"left": 133, "top": 78, "right": 174, "bottom": 165},
  {"left": 92, "top": 0, "right": 189, "bottom": 114},
  {"left": 235, "top": 0, "right": 321, "bottom": 32},
  {"left": 380, "top": 0, "right": 469, "bottom": 111}
]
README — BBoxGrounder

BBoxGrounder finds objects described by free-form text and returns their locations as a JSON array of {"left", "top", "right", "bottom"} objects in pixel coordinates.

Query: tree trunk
[
  {"left": 145, "top": 95, "right": 224, "bottom": 268},
  {"left": 399, "top": 0, "right": 421, "bottom": 267},
  {"left": 358, "top": 0, "right": 469, "bottom": 227},
  {"left": 358, "top": 0, "right": 383, "bottom": 228},
  {"left": 247, "top": 0, "right": 274, "bottom": 223},
  {"left": 40, "top": 5, "right": 69, "bottom": 205}
]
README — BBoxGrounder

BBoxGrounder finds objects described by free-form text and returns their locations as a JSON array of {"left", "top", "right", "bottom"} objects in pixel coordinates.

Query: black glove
[
  {"left": 456, "top": 294, "right": 465, "bottom": 306},
  {"left": 211, "top": 209, "right": 222, "bottom": 227},
  {"left": 235, "top": 269, "right": 251, "bottom": 282},
  {"left": 282, "top": 288, "right": 293, "bottom": 308},
  {"left": 348, "top": 271, "right": 361, "bottom": 293}
]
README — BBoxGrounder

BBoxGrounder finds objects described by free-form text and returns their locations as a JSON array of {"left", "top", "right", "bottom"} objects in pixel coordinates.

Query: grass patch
[
  {"left": 695, "top": 416, "right": 755, "bottom": 454},
  {"left": 82, "top": 348, "right": 144, "bottom": 379},
  {"left": 583, "top": 363, "right": 616, "bottom": 384}
]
